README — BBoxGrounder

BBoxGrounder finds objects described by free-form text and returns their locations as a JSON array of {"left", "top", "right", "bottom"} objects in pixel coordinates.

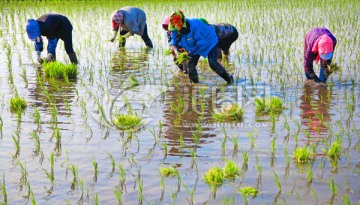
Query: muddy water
[{"left": 1, "top": 1, "right": 360, "bottom": 205}]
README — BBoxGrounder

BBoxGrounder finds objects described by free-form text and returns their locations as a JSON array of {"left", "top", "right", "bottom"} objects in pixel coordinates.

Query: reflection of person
[
  {"left": 210, "top": 23, "right": 238, "bottom": 59},
  {"left": 26, "top": 14, "right": 78, "bottom": 64},
  {"left": 304, "top": 28, "right": 337, "bottom": 83},
  {"left": 168, "top": 11, "right": 234, "bottom": 84},
  {"left": 109, "top": 6, "right": 153, "bottom": 48},
  {"left": 299, "top": 85, "right": 331, "bottom": 135}
]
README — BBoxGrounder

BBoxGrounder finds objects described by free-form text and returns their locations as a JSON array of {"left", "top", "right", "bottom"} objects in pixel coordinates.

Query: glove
[
  {"left": 46, "top": 53, "right": 55, "bottom": 62},
  {"left": 36, "top": 51, "right": 43, "bottom": 64}
]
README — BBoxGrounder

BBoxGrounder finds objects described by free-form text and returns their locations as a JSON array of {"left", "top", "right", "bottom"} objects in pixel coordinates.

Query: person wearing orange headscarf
[
  {"left": 304, "top": 28, "right": 337, "bottom": 83},
  {"left": 168, "top": 11, "right": 234, "bottom": 84}
]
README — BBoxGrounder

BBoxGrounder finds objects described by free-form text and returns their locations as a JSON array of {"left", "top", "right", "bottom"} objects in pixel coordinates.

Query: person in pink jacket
[{"left": 304, "top": 28, "right": 337, "bottom": 83}]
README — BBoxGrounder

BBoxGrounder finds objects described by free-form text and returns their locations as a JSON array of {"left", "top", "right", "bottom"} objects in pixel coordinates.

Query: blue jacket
[{"left": 171, "top": 18, "right": 218, "bottom": 58}]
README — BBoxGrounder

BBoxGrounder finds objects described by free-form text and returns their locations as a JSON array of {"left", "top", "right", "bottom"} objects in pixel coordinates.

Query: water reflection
[
  {"left": 299, "top": 85, "right": 331, "bottom": 137},
  {"left": 28, "top": 68, "right": 76, "bottom": 115}
]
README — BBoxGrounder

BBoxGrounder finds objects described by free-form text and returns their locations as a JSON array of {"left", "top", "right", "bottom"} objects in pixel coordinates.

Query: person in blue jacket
[
  {"left": 26, "top": 14, "right": 78, "bottom": 64},
  {"left": 168, "top": 11, "right": 234, "bottom": 84}
]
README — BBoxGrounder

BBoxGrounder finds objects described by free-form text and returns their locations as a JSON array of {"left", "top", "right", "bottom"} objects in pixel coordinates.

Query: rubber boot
[{"left": 68, "top": 52, "right": 78, "bottom": 64}]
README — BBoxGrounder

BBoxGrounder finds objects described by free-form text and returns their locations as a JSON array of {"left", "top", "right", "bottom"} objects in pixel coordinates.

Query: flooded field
[{"left": 0, "top": 0, "right": 359, "bottom": 204}]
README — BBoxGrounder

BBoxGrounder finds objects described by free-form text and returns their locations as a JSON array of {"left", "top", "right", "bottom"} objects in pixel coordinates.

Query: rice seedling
[
  {"left": 343, "top": 195, "right": 350, "bottom": 205},
  {"left": 270, "top": 138, "right": 276, "bottom": 156},
  {"left": 179, "top": 134, "right": 185, "bottom": 150},
  {"left": 160, "top": 166, "right": 178, "bottom": 177},
  {"left": 203, "top": 166, "right": 224, "bottom": 192},
  {"left": 128, "top": 75, "right": 139, "bottom": 86},
  {"left": 328, "top": 141, "right": 342, "bottom": 159},
  {"left": 293, "top": 146, "right": 313, "bottom": 164},
  {"left": 223, "top": 160, "right": 240, "bottom": 179},
  {"left": 255, "top": 96, "right": 284, "bottom": 115},
  {"left": 93, "top": 193, "right": 99, "bottom": 205},
  {"left": 221, "top": 194, "right": 235, "bottom": 205},
  {"left": 1, "top": 174, "right": 8, "bottom": 204},
  {"left": 114, "top": 186, "right": 123, "bottom": 204},
  {"left": 237, "top": 186, "right": 258, "bottom": 198},
  {"left": 19, "top": 67, "right": 28, "bottom": 88},
  {"left": 11, "top": 134, "right": 20, "bottom": 158},
  {"left": 175, "top": 52, "right": 190, "bottom": 64},
  {"left": 68, "top": 163, "right": 78, "bottom": 188},
  {"left": 42, "top": 61, "right": 77, "bottom": 81},
  {"left": 107, "top": 153, "right": 115, "bottom": 174},
  {"left": 91, "top": 157, "right": 98, "bottom": 182},
  {"left": 273, "top": 171, "right": 281, "bottom": 191},
  {"left": 9, "top": 95, "right": 27, "bottom": 113},
  {"left": 213, "top": 104, "right": 244, "bottom": 122},
  {"left": 118, "top": 163, "right": 126, "bottom": 184},
  {"left": 241, "top": 150, "right": 248, "bottom": 170},
  {"left": 329, "top": 178, "right": 337, "bottom": 194},
  {"left": 112, "top": 113, "right": 142, "bottom": 130},
  {"left": 17, "top": 161, "right": 28, "bottom": 189}
]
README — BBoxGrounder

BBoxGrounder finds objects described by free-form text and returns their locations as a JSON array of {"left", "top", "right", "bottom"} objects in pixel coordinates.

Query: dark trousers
[
  {"left": 218, "top": 29, "right": 238, "bottom": 55},
  {"left": 187, "top": 44, "right": 228, "bottom": 83},
  {"left": 120, "top": 24, "right": 152, "bottom": 47}
]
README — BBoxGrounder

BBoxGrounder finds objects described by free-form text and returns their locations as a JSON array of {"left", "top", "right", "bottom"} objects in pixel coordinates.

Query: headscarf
[
  {"left": 111, "top": 10, "right": 124, "bottom": 28},
  {"left": 26, "top": 19, "right": 41, "bottom": 40},
  {"left": 169, "top": 11, "right": 186, "bottom": 31},
  {"left": 318, "top": 34, "right": 333, "bottom": 60},
  {"left": 162, "top": 16, "right": 170, "bottom": 30},
  {"left": 312, "top": 34, "right": 334, "bottom": 62}
]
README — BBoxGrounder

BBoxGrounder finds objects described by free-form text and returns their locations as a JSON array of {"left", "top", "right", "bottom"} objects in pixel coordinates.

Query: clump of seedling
[
  {"left": 42, "top": 61, "right": 77, "bottom": 81},
  {"left": 237, "top": 186, "right": 258, "bottom": 197},
  {"left": 328, "top": 141, "right": 342, "bottom": 159},
  {"left": 213, "top": 104, "right": 244, "bottom": 122},
  {"left": 175, "top": 52, "right": 190, "bottom": 64},
  {"left": 112, "top": 113, "right": 142, "bottom": 130},
  {"left": 203, "top": 166, "right": 225, "bottom": 192},
  {"left": 9, "top": 95, "right": 27, "bottom": 113},
  {"left": 223, "top": 160, "right": 240, "bottom": 178},
  {"left": 160, "top": 166, "right": 178, "bottom": 177},
  {"left": 328, "top": 62, "right": 341, "bottom": 73},
  {"left": 163, "top": 49, "right": 172, "bottom": 56},
  {"left": 255, "top": 96, "right": 284, "bottom": 114},
  {"left": 293, "top": 146, "right": 313, "bottom": 163}
]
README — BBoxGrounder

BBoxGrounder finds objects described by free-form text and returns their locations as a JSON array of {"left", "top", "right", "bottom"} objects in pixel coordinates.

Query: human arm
[{"left": 304, "top": 45, "right": 321, "bottom": 82}]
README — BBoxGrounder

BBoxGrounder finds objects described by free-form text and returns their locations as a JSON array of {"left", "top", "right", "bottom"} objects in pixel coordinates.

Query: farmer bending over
[
  {"left": 304, "top": 27, "right": 337, "bottom": 84},
  {"left": 26, "top": 14, "right": 78, "bottom": 64},
  {"left": 168, "top": 11, "right": 234, "bottom": 84},
  {"left": 109, "top": 6, "right": 153, "bottom": 48}
]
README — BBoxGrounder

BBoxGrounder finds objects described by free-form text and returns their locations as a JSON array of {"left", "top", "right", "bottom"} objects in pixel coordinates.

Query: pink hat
[
  {"left": 162, "top": 16, "right": 170, "bottom": 26},
  {"left": 318, "top": 35, "right": 333, "bottom": 60}
]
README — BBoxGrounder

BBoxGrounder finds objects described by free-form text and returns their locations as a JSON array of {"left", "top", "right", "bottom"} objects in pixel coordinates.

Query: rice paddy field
[{"left": 0, "top": 0, "right": 359, "bottom": 204}]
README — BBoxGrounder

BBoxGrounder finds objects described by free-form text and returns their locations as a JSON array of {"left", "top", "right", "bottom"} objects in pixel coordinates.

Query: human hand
[{"left": 46, "top": 53, "right": 55, "bottom": 62}]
